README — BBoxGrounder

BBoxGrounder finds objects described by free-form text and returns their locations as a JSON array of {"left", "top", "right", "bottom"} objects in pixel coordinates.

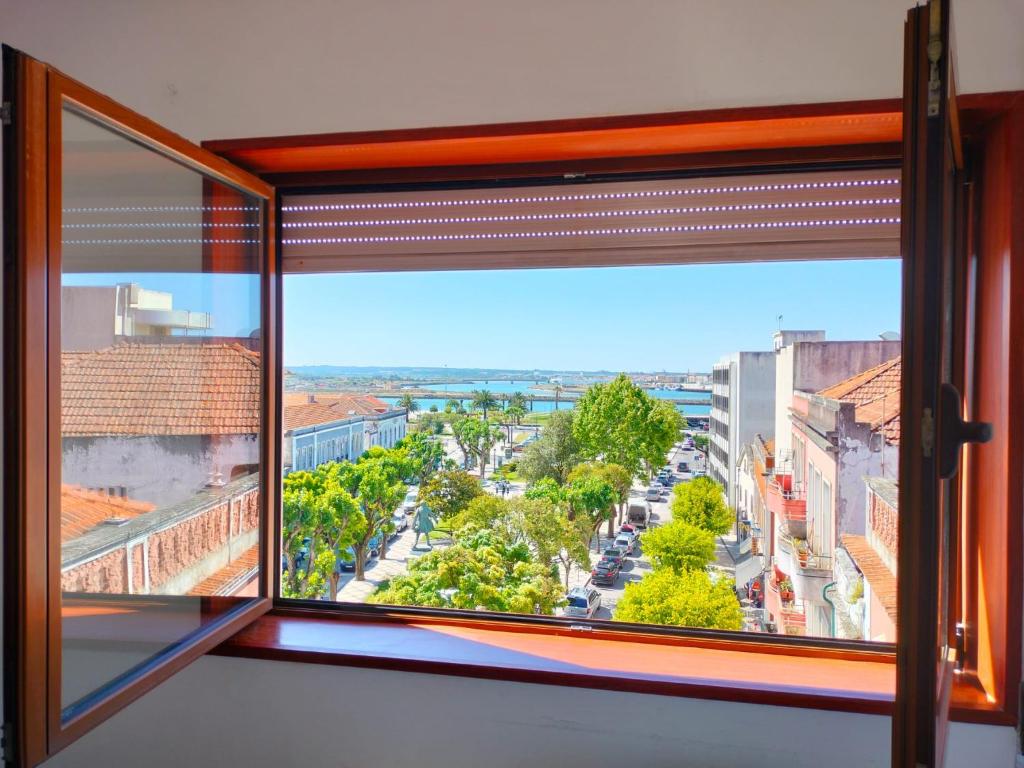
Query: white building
[{"left": 709, "top": 350, "right": 776, "bottom": 507}]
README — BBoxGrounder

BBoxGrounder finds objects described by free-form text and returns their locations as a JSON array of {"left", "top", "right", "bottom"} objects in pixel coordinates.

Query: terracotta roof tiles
[
  {"left": 62, "top": 343, "right": 261, "bottom": 437},
  {"left": 187, "top": 546, "right": 260, "bottom": 596},
  {"left": 818, "top": 357, "right": 901, "bottom": 445},
  {"left": 61, "top": 485, "right": 155, "bottom": 539},
  {"left": 841, "top": 533, "right": 898, "bottom": 625},
  {"left": 283, "top": 393, "right": 393, "bottom": 431}
]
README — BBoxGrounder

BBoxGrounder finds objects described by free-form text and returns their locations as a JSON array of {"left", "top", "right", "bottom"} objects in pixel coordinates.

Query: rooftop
[
  {"left": 841, "top": 533, "right": 898, "bottom": 625},
  {"left": 61, "top": 486, "right": 155, "bottom": 539},
  {"left": 864, "top": 476, "right": 899, "bottom": 510},
  {"left": 62, "top": 342, "right": 261, "bottom": 437},
  {"left": 187, "top": 545, "right": 260, "bottom": 596},
  {"left": 818, "top": 357, "right": 901, "bottom": 445},
  {"left": 283, "top": 393, "right": 392, "bottom": 431}
]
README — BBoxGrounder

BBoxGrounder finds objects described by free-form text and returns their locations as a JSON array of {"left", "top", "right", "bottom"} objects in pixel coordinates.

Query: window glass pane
[
  {"left": 60, "top": 107, "right": 263, "bottom": 717},
  {"left": 278, "top": 175, "right": 902, "bottom": 645}
]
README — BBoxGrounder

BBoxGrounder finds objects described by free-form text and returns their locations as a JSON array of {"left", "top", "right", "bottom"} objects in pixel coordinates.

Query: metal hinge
[
  {"left": 0, "top": 102, "right": 12, "bottom": 126},
  {"left": 563, "top": 172, "right": 586, "bottom": 180},
  {"left": 954, "top": 622, "right": 968, "bottom": 672},
  {"left": 1, "top": 721, "right": 13, "bottom": 765},
  {"left": 569, "top": 623, "right": 593, "bottom": 632},
  {"left": 921, "top": 408, "right": 935, "bottom": 458}
]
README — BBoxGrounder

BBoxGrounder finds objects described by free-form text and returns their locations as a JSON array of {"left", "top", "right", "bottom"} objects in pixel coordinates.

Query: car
[
  {"left": 677, "top": 461, "right": 689, "bottom": 472},
  {"left": 645, "top": 487, "right": 661, "bottom": 502},
  {"left": 626, "top": 500, "right": 652, "bottom": 528},
  {"left": 662, "top": 475, "right": 677, "bottom": 487},
  {"left": 337, "top": 546, "right": 357, "bottom": 572},
  {"left": 619, "top": 522, "right": 642, "bottom": 540},
  {"left": 590, "top": 560, "right": 621, "bottom": 586},
  {"left": 563, "top": 586, "right": 602, "bottom": 618},
  {"left": 391, "top": 511, "right": 408, "bottom": 534},
  {"left": 401, "top": 487, "right": 420, "bottom": 514},
  {"left": 601, "top": 546, "right": 626, "bottom": 568},
  {"left": 614, "top": 533, "right": 638, "bottom": 555}
]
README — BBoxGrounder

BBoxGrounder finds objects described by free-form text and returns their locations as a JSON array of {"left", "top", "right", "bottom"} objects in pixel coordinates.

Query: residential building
[
  {"left": 282, "top": 393, "right": 408, "bottom": 473},
  {"left": 709, "top": 350, "right": 775, "bottom": 507},
  {"left": 765, "top": 357, "right": 901, "bottom": 638},
  {"left": 62, "top": 282, "right": 213, "bottom": 351}
]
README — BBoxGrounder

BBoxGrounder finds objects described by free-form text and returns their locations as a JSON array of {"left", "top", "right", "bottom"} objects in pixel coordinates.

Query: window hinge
[
  {"left": 926, "top": 1, "right": 943, "bottom": 117},
  {"left": 921, "top": 408, "right": 935, "bottom": 458},
  {"left": 569, "top": 623, "right": 593, "bottom": 632},
  {"left": 1, "top": 721, "right": 13, "bottom": 765},
  {"left": 954, "top": 622, "right": 968, "bottom": 672},
  {"left": 0, "top": 102, "right": 12, "bottom": 126},
  {"left": 563, "top": 172, "right": 586, "bottom": 180}
]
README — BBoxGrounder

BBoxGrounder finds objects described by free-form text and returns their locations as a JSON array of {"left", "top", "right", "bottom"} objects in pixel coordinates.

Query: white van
[{"left": 626, "top": 500, "right": 652, "bottom": 529}]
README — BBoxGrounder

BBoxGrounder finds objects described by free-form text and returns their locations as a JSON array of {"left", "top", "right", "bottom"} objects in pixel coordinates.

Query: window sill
[{"left": 212, "top": 608, "right": 897, "bottom": 715}]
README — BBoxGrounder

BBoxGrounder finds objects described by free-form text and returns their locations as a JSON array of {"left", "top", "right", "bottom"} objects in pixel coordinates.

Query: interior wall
[{"left": 2, "top": 1, "right": 1023, "bottom": 766}]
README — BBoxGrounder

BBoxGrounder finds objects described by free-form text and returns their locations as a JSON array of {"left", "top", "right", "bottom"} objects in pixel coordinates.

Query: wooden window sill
[{"left": 212, "top": 608, "right": 897, "bottom": 715}]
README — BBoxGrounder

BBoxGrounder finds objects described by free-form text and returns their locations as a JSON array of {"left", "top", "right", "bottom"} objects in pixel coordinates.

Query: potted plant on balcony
[
  {"left": 795, "top": 539, "right": 810, "bottom": 568},
  {"left": 779, "top": 577, "right": 795, "bottom": 603}
]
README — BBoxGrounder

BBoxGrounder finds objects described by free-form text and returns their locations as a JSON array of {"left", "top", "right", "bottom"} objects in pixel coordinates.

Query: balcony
[
  {"left": 775, "top": 526, "right": 833, "bottom": 605},
  {"left": 766, "top": 567, "right": 807, "bottom": 637},
  {"left": 766, "top": 474, "right": 806, "bottom": 532}
]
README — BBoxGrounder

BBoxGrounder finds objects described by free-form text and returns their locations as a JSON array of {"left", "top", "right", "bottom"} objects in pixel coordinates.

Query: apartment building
[{"left": 708, "top": 351, "right": 775, "bottom": 507}]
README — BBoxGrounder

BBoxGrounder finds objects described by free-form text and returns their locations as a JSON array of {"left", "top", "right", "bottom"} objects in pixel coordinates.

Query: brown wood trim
[
  {"left": 2, "top": 47, "right": 50, "bottom": 768},
  {"left": 262, "top": 196, "right": 279, "bottom": 601},
  {"left": 212, "top": 611, "right": 896, "bottom": 716},
  {"left": 50, "top": 71, "right": 271, "bottom": 200}
]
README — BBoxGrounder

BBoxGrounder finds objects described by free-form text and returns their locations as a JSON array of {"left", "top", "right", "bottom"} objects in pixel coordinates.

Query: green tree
[
  {"left": 343, "top": 450, "right": 410, "bottom": 578},
  {"left": 411, "top": 411, "right": 445, "bottom": 436},
  {"left": 693, "top": 433, "right": 709, "bottom": 452},
  {"left": 397, "top": 393, "right": 419, "bottom": 413},
  {"left": 572, "top": 374, "right": 682, "bottom": 481},
  {"left": 671, "top": 476, "right": 733, "bottom": 536},
  {"left": 568, "top": 461, "right": 632, "bottom": 537},
  {"left": 451, "top": 416, "right": 504, "bottom": 478},
  {"left": 518, "top": 410, "right": 581, "bottom": 484},
  {"left": 417, "top": 468, "right": 483, "bottom": 521},
  {"left": 563, "top": 473, "right": 616, "bottom": 550},
  {"left": 445, "top": 398, "right": 465, "bottom": 414},
  {"left": 523, "top": 476, "right": 563, "bottom": 505},
  {"left": 470, "top": 389, "right": 499, "bottom": 419},
  {"left": 613, "top": 569, "right": 742, "bottom": 630},
  {"left": 281, "top": 464, "right": 366, "bottom": 600},
  {"left": 508, "top": 391, "right": 528, "bottom": 411},
  {"left": 369, "top": 528, "right": 564, "bottom": 615},
  {"left": 640, "top": 519, "right": 716, "bottom": 573},
  {"left": 397, "top": 431, "right": 444, "bottom": 481}
]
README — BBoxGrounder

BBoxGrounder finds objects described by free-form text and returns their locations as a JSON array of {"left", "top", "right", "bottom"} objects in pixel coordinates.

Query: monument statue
[{"left": 412, "top": 501, "right": 436, "bottom": 550}]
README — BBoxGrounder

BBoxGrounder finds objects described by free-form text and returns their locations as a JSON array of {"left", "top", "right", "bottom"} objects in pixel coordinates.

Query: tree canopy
[
  {"left": 369, "top": 528, "right": 564, "bottom": 615},
  {"left": 613, "top": 568, "right": 742, "bottom": 630},
  {"left": 451, "top": 416, "right": 505, "bottom": 477},
  {"left": 571, "top": 374, "right": 682, "bottom": 480},
  {"left": 670, "top": 476, "right": 733, "bottom": 536},
  {"left": 639, "top": 519, "right": 716, "bottom": 574},
  {"left": 417, "top": 468, "right": 483, "bottom": 521},
  {"left": 518, "top": 410, "right": 580, "bottom": 485}
]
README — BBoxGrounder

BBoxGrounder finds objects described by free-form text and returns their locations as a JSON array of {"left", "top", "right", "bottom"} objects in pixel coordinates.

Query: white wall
[{"left": 2, "top": 1, "right": 1023, "bottom": 766}]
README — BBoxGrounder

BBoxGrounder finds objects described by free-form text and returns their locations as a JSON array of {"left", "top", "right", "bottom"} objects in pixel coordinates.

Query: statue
[{"left": 412, "top": 501, "right": 436, "bottom": 550}]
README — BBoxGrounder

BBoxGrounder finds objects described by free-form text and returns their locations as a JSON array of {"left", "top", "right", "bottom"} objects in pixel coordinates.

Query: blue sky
[
  {"left": 283, "top": 260, "right": 902, "bottom": 371},
  {"left": 65, "top": 260, "right": 901, "bottom": 371}
]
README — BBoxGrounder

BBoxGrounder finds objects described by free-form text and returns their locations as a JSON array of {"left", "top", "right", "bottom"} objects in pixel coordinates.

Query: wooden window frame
[
  {"left": 206, "top": 93, "right": 1023, "bottom": 727},
  {"left": 3, "top": 49, "right": 279, "bottom": 765}
]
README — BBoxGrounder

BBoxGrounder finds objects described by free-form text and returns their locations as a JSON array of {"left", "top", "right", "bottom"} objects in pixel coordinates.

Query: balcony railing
[
  {"left": 777, "top": 528, "right": 833, "bottom": 573},
  {"left": 766, "top": 476, "right": 806, "bottom": 525}
]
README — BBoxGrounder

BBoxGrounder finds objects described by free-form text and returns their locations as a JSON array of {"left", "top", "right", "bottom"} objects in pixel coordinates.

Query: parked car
[
  {"left": 591, "top": 560, "right": 621, "bottom": 586},
  {"left": 391, "top": 511, "right": 408, "bottom": 534},
  {"left": 627, "top": 500, "right": 652, "bottom": 527},
  {"left": 677, "top": 461, "right": 689, "bottom": 472},
  {"left": 614, "top": 533, "right": 638, "bottom": 555},
  {"left": 402, "top": 487, "right": 420, "bottom": 514},
  {"left": 601, "top": 546, "right": 626, "bottom": 568},
  {"left": 338, "top": 534, "right": 383, "bottom": 572},
  {"left": 563, "top": 586, "right": 602, "bottom": 618},
  {"left": 619, "top": 522, "right": 642, "bottom": 540},
  {"left": 645, "top": 487, "right": 661, "bottom": 502}
]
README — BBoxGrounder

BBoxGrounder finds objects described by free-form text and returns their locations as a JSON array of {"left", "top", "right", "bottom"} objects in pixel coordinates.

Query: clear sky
[{"left": 282, "top": 260, "right": 902, "bottom": 372}]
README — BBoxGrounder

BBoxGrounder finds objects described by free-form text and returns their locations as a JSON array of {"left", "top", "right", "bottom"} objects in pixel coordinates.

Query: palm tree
[
  {"left": 397, "top": 393, "right": 419, "bottom": 414},
  {"left": 445, "top": 398, "right": 464, "bottom": 414},
  {"left": 553, "top": 383, "right": 564, "bottom": 410},
  {"left": 471, "top": 389, "right": 498, "bottom": 419},
  {"left": 503, "top": 403, "right": 527, "bottom": 444},
  {"left": 509, "top": 391, "right": 528, "bottom": 410}
]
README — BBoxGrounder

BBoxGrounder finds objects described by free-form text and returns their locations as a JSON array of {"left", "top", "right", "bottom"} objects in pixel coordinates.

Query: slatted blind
[{"left": 281, "top": 168, "right": 900, "bottom": 273}]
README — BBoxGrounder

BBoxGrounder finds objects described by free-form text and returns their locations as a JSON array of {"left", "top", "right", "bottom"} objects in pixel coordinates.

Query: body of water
[{"left": 379, "top": 395, "right": 711, "bottom": 417}]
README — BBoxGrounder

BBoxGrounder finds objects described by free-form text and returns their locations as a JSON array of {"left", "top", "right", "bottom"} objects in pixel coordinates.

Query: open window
[{"left": 3, "top": 47, "right": 278, "bottom": 764}]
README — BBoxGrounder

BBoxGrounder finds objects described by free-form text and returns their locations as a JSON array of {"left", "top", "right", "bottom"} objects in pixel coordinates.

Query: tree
[
  {"left": 397, "top": 431, "right": 444, "bottom": 481},
  {"left": 397, "top": 393, "right": 419, "bottom": 414},
  {"left": 451, "top": 416, "right": 504, "bottom": 478},
  {"left": 503, "top": 403, "right": 527, "bottom": 441},
  {"left": 518, "top": 410, "right": 581, "bottom": 485},
  {"left": 411, "top": 411, "right": 445, "bottom": 436},
  {"left": 640, "top": 519, "right": 716, "bottom": 573},
  {"left": 470, "top": 389, "right": 499, "bottom": 419},
  {"left": 417, "top": 469, "right": 483, "bottom": 522},
  {"left": 281, "top": 464, "right": 365, "bottom": 600},
  {"left": 693, "top": 433, "right": 709, "bottom": 453},
  {"left": 508, "top": 391, "right": 528, "bottom": 411},
  {"left": 445, "top": 398, "right": 465, "bottom": 414},
  {"left": 350, "top": 454, "right": 408, "bottom": 575},
  {"left": 572, "top": 374, "right": 681, "bottom": 481},
  {"left": 369, "top": 528, "right": 564, "bottom": 615},
  {"left": 670, "top": 476, "right": 733, "bottom": 536},
  {"left": 568, "top": 461, "right": 632, "bottom": 536},
  {"left": 613, "top": 569, "right": 742, "bottom": 630},
  {"left": 563, "top": 474, "right": 616, "bottom": 550}
]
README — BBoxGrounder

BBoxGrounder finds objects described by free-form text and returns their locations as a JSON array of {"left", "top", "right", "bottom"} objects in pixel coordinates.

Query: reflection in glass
[{"left": 59, "top": 107, "right": 263, "bottom": 717}]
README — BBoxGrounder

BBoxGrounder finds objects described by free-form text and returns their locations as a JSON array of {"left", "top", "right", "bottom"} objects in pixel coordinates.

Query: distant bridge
[{"left": 384, "top": 389, "right": 710, "bottom": 406}]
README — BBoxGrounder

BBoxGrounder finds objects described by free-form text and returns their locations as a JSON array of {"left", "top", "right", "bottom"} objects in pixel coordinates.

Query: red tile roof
[
  {"left": 62, "top": 343, "right": 261, "bottom": 436},
  {"left": 818, "top": 357, "right": 901, "bottom": 445},
  {"left": 841, "top": 533, "right": 898, "bottom": 625},
  {"left": 283, "top": 393, "right": 392, "bottom": 431},
  {"left": 61, "top": 485, "right": 155, "bottom": 539},
  {"left": 187, "top": 545, "right": 260, "bottom": 596}
]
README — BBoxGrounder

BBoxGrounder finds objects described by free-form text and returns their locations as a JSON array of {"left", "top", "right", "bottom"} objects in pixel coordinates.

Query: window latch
[
  {"left": 954, "top": 622, "right": 967, "bottom": 673},
  {"left": 0, "top": 102, "right": 11, "bottom": 126},
  {"left": 938, "top": 383, "right": 993, "bottom": 479}
]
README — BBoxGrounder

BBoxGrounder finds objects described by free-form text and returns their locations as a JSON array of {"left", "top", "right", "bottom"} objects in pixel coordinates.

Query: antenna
[{"left": 777, "top": 314, "right": 783, "bottom": 331}]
